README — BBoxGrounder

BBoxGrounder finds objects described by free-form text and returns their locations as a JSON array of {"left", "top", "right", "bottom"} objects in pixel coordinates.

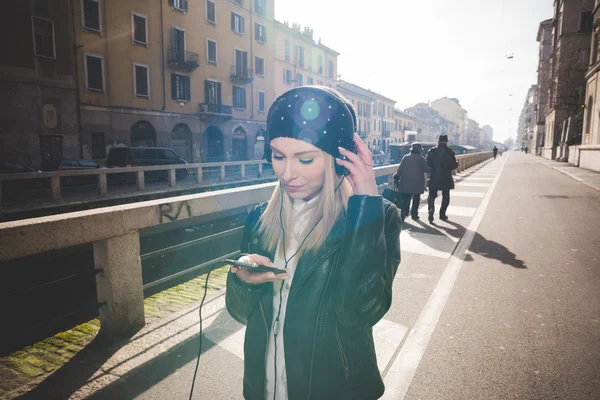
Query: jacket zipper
[{"left": 335, "top": 322, "right": 350, "bottom": 380}]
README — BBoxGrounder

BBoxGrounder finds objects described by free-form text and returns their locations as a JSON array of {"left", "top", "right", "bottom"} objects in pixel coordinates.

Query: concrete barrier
[{"left": 0, "top": 152, "right": 490, "bottom": 339}]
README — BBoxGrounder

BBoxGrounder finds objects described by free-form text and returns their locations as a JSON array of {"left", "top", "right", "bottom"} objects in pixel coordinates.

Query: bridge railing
[
  {"left": 0, "top": 152, "right": 492, "bottom": 340},
  {"left": 0, "top": 160, "right": 274, "bottom": 205}
]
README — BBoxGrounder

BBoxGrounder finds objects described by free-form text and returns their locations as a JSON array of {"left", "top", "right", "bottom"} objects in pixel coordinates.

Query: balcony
[
  {"left": 168, "top": 48, "right": 199, "bottom": 71},
  {"left": 230, "top": 65, "right": 254, "bottom": 84},
  {"left": 198, "top": 103, "right": 233, "bottom": 121}
]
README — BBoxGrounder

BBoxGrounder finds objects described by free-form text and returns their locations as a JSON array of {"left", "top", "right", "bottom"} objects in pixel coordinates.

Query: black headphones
[{"left": 264, "top": 86, "right": 358, "bottom": 176}]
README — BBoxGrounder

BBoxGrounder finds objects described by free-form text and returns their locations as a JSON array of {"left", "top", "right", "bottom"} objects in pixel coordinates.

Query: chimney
[
  {"left": 303, "top": 26, "right": 313, "bottom": 39},
  {"left": 292, "top": 23, "right": 301, "bottom": 32},
  {"left": 284, "top": 21, "right": 289, "bottom": 27}
]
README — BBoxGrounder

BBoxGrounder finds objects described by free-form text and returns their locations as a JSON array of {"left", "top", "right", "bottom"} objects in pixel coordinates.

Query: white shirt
[{"left": 265, "top": 197, "right": 317, "bottom": 400}]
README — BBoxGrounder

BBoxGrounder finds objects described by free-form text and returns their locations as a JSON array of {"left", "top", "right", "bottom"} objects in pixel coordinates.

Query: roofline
[
  {"left": 537, "top": 19, "right": 553, "bottom": 42},
  {"left": 274, "top": 20, "right": 341, "bottom": 55},
  {"left": 337, "top": 80, "right": 397, "bottom": 103}
]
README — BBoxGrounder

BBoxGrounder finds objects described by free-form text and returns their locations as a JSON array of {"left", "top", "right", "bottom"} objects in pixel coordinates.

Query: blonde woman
[{"left": 226, "top": 86, "right": 402, "bottom": 400}]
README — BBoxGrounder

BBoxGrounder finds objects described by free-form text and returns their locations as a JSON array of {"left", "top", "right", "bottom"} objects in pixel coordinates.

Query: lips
[{"left": 283, "top": 183, "right": 304, "bottom": 192}]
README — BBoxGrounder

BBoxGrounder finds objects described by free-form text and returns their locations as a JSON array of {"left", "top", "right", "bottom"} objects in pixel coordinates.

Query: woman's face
[{"left": 270, "top": 137, "right": 327, "bottom": 201}]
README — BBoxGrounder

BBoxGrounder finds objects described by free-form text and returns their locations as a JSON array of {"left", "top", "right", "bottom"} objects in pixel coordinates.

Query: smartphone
[{"left": 224, "top": 259, "right": 287, "bottom": 275}]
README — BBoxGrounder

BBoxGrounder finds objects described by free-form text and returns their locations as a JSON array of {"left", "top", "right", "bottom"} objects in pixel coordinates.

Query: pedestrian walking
[
  {"left": 426, "top": 134, "right": 459, "bottom": 223},
  {"left": 393, "top": 142, "right": 430, "bottom": 222},
  {"left": 226, "top": 86, "right": 402, "bottom": 400},
  {"left": 493, "top": 145, "right": 498, "bottom": 159}
]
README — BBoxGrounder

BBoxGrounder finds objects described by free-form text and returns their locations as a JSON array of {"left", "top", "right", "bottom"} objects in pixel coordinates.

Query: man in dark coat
[
  {"left": 426, "top": 134, "right": 459, "bottom": 223},
  {"left": 394, "top": 143, "right": 431, "bottom": 221},
  {"left": 493, "top": 145, "right": 498, "bottom": 159}
]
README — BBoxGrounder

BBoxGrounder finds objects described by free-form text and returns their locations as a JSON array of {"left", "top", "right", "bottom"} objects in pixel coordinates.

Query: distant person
[
  {"left": 500, "top": 148, "right": 503, "bottom": 156},
  {"left": 493, "top": 145, "right": 498, "bottom": 159},
  {"left": 525, "top": 146, "right": 529, "bottom": 154},
  {"left": 393, "top": 143, "right": 430, "bottom": 222},
  {"left": 426, "top": 134, "right": 459, "bottom": 223}
]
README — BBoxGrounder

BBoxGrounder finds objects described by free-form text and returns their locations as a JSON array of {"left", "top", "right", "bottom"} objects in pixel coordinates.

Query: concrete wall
[{"left": 578, "top": 145, "right": 600, "bottom": 171}]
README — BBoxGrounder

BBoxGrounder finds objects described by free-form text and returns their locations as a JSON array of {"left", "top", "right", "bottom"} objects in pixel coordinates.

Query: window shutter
[
  {"left": 182, "top": 0, "right": 188, "bottom": 11},
  {"left": 242, "top": 88, "right": 246, "bottom": 109},
  {"left": 171, "top": 73, "right": 177, "bottom": 100},
  {"left": 216, "top": 82, "right": 222, "bottom": 105},
  {"left": 231, "top": 13, "right": 235, "bottom": 31},
  {"left": 241, "top": 16, "right": 245, "bottom": 34},
  {"left": 168, "top": 0, "right": 174, "bottom": 7},
  {"left": 204, "top": 80, "right": 210, "bottom": 103},
  {"left": 185, "top": 76, "right": 191, "bottom": 101}
]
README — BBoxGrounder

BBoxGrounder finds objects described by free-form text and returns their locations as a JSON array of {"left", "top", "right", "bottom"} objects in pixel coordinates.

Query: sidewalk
[{"left": 536, "top": 157, "right": 600, "bottom": 192}]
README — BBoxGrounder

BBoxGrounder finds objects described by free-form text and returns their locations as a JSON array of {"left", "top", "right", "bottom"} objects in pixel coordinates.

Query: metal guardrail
[{"left": 0, "top": 152, "right": 492, "bottom": 340}]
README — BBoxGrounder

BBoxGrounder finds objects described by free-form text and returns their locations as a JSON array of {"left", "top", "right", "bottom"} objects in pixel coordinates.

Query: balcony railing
[
  {"left": 167, "top": 48, "right": 200, "bottom": 71},
  {"left": 230, "top": 65, "right": 254, "bottom": 83},
  {"left": 199, "top": 103, "right": 233, "bottom": 121}
]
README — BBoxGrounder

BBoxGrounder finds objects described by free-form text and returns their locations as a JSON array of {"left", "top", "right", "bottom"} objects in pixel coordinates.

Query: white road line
[
  {"left": 382, "top": 156, "right": 507, "bottom": 400},
  {"left": 400, "top": 230, "right": 458, "bottom": 259},
  {"left": 450, "top": 191, "right": 485, "bottom": 198},
  {"left": 457, "top": 182, "right": 491, "bottom": 188},
  {"left": 463, "top": 177, "right": 494, "bottom": 181}
]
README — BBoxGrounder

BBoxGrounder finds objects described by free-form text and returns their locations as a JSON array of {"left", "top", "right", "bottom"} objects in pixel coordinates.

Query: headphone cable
[{"left": 188, "top": 269, "right": 212, "bottom": 400}]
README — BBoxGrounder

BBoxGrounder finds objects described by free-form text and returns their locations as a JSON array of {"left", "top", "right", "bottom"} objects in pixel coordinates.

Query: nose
[{"left": 280, "top": 159, "right": 298, "bottom": 182}]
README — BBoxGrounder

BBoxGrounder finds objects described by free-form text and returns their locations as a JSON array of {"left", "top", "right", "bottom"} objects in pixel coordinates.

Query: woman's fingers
[
  {"left": 338, "top": 147, "right": 368, "bottom": 174},
  {"left": 335, "top": 157, "right": 361, "bottom": 177},
  {"left": 353, "top": 134, "right": 373, "bottom": 165},
  {"left": 235, "top": 268, "right": 288, "bottom": 284}
]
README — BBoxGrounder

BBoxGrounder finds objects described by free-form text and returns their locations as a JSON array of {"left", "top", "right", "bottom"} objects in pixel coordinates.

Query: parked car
[
  {"left": 0, "top": 161, "right": 45, "bottom": 191},
  {"left": 55, "top": 159, "right": 106, "bottom": 185},
  {"left": 106, "top": 147, "right": 189, "bottom": 181}
]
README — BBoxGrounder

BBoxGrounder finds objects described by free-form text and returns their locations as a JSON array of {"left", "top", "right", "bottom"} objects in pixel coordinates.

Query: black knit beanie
[{"left": 265, "top": 86, "right": 357, "bottom": 159}]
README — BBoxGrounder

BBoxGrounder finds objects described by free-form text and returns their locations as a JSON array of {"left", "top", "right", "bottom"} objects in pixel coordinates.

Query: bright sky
[{"left": 275, "top": 0, "right": 554, "bottom": 143}]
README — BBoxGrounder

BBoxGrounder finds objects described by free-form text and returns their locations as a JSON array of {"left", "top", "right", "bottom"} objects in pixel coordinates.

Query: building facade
[
  {"left": 543, "top": 0, "right": 593, "bottom": 160},
  {"left": 336, "top": 80, "right": 396, "bottom": 155},
  {"left": 518, "top": 85, "right": 537, "bottom": 152},
  {"left": 0, "top": 0, "right": 79, "bottom": 170},
  {"left": 273, "top": 21, "right": 339, "bottom": 98},
  {"left": 579, "top": 0, "right": 600, "bottom": 171},
  {"left": 533, "top": 19, "right": 553, "bottom": 156},
  {"left": 74, "top": 0, "right": 275, "bottom": 164},
  {"left": 430, "top": 97, "right": 466, "bottom": 144},
  {"left": 405, "top": 102, "right": 458, "bottom": 144}
]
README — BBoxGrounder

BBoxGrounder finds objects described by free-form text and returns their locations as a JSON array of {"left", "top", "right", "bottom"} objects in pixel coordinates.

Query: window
[
  {"left": 318, "top": 79, "right": 323, "bottom": 85},
  {"left": 296, "top": 45, "right": 304, "bottom": 67},
  {"left": 132, "top": 13, "right": 147, "bottom": 45},
  {"left": 318, "top": 55, "right": 323, "bottom": 74},
  {"left": 85, "top": 54, "right": 105, "bottom": 92},
  {"left": 328, "top": 60, "right": 334, "bottom": 78},
  {"left": 204, "top": 80, "right": 222, "bottom": 104},
  {"left": 586, "top": 95, "right": 593, "bottom": 131},
  {"left": 235, "top": 49, "right": 248, "bottom": 76},
  {"left": 307, "top": 76, "right": 314, "bottom": 85},
  {"left": 231, "top": 12, "right": 244, "bottom": 34},
  {"left": 207, "top": 39, "right": 217, "bottom": 64},
  {"left": 170, "top": 0, "right": 188, "bottom": 12},
  {"left": 171, "top": 73, "right": 190, "bottom": 101},
  {"left": 358, "top": 102, "right": 363, "bottom": 116},
  {"left": 308, "top": 51, "right": 313, "bottom": 71},
  {"left": 358, "top": 120, "right": 362, "bottom": 132},
  {"left": 258, "top": 91, "right": 265, "bottom": 113},
  {"left": 284, "top": 69, "right": 292, "bottom": 84},
  {"left": 32, "top": 17, "right": 55, "bottom": 58},
  {"left": 234, "top": 0, "right": 244, "bottom": 5},
  {"left": 134, "top": 63, "right": 150, "bottom": 98},
  {"left": 233, "top": 86, "right": 246, "bottom": 109},
  {"left": 91, "top": 133, "right": 105, "bottom": 158},
  {"left": 255, "top": 56, "right": 265, "bottom": 76},
  {"left": 580, "top": 12, "right": 593, "bottom": 33},
  {"left": 255, "top": 23, "right": 266, "bottom": 43},
  {"left": 255, "top": 0, "right": 266, "bottom": 17},
  {"left": 296, "top": 73, "right": 304, "bottom": 86},
  {"left": 206, "top": 0, "right": 216, "bottom": 24},
  {"left": 284, "top": 40, "right": 290, "bottom": 62},
  {"left": 82, "top": 0, "right": 101, "bottom": 32},
  {"left": 578, "top": 48, "right": 590, "bottom": 69}
]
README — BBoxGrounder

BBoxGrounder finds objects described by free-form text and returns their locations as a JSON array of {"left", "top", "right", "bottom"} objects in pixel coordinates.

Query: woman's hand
[
  {"left": 230, "top": 253, "right": 288, "bottom": 284},
  {"left": 336, "top": 134, "right": 378, "bottom": 196}
]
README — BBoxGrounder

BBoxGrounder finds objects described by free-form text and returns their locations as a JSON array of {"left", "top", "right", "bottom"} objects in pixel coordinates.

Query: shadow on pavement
[
  {"left": 19, "top": 334, "right": 130, "bottom": 400},
  {"left": 438, "top": 220, "right": 527, "bottom": 269}
]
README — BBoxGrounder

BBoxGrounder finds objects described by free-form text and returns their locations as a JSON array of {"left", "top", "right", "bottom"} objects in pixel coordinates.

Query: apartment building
[
  {"left": 0, "top": 0, "right": 79, "bottom": 170},
  {"left": 431, "top": 97, "right": 467, "bottom": 144},
  {"left": 75, "top": 0, "right": 275, "bottom": 163},
  {"left": 273, "top": 21, "right": 339, "bottom": 98},
  {"left": 336, "top": 80, "right": 396, "bottom": 154}
]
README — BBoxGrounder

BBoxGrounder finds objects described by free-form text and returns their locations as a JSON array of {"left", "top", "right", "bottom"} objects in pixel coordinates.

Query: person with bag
[
  {"left": 393, "top": 143, "right": 430, "bottom": 222},
  {"left": 426, "top": 134, "right": 459, "bottom": 223},
  {"left": 226, "top": 86, "right": 402, "bottom": 400}
]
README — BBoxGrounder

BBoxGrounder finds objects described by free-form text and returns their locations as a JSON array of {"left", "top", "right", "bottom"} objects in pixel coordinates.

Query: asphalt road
[{"left": 80, "top": 152, "right": 600, "bottom": 400}]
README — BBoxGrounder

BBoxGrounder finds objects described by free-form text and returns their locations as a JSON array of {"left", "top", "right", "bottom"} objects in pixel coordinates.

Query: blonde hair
[{"left": 258, "top": 153, "right": 352, "bottom": 258}]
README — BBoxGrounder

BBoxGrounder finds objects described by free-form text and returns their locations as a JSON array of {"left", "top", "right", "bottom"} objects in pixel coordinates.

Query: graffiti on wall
[{"left": 159, "top": 200, "right": 192, "bottom": 223}]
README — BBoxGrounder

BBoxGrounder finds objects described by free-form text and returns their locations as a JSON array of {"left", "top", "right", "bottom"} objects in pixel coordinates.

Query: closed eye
[
  {"left": 273, "top": 154, "right": 284, "bottom": 160},
  {"left": 299, "top": 159, "right": 314, "bottom": 165}
]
